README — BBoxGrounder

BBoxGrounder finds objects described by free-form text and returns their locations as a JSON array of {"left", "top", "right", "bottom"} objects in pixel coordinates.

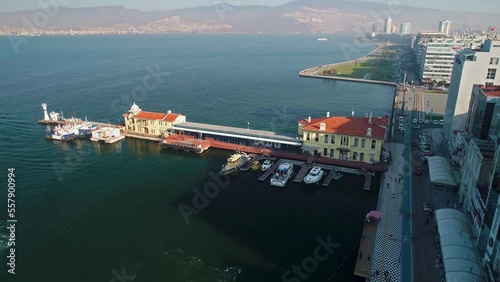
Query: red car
[{"left": 414, "top": 168, "right": 422, "bottom": 176}]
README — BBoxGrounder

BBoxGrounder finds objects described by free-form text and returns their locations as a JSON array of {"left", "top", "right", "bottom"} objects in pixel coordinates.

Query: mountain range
[{"left": 1, "top": 0, "right": 499, "bottom": 34}]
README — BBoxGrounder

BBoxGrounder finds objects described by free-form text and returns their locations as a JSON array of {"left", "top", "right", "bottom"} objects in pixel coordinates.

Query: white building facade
[
  {"left": 439, "top": 20, "right": 452, "bottom": 36},
  {"left": 443, "top": 39, "right": 500, "bottom": 141},
  {"left": 400, "top": 23, "right": 411, "bottom": 35},
  {"left": 384, "top": 17, "right": 392, "bottom": 34}
]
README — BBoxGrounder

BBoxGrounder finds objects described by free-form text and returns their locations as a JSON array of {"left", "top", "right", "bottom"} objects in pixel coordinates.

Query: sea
[{"left": 0, "top": 34, "right": 394, "bottom": 282}]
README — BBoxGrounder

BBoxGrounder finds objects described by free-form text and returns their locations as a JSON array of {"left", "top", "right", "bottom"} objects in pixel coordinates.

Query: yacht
[
  {"left": 261, "top": 159, "right": 274, "bottom": 171},
  {"left": 303, "top": 166, "right": 324, "bottom": 184},
  {"left": 270, "top": 162, "right": 294, "bottom": 187},
  {"left": 317, "top": 37, "right": 328, "bottom": 41},
  {"left": 251, "top": 161, "right": 261, "bottom": 171},
  {"left": 220, "top": 152, "right": 250, "bottom": 175}
]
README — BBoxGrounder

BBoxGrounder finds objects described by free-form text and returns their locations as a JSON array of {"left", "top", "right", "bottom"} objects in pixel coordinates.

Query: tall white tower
[
  {"left": 42, "top": 102, "right": 49, "bottom": 121},
  {"left": 439, "top": 20, "right": 452, "bottom": 36},
  {"left": 384, "top": 17, "right": 392, "bottom": 34}
]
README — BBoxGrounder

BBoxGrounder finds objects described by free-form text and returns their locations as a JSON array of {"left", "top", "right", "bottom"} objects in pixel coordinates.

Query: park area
[{"left": 319, "top": 45, "right": 399, "bottom": 81}]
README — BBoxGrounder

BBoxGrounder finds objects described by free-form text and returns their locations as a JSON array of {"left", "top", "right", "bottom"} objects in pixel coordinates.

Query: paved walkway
[{"left": 371, "top": 143, "right": 405, "bottom": 281}]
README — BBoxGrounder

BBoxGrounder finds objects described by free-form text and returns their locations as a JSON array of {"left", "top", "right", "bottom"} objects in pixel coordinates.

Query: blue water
[{"left": 0, "top": 34, "right": 393, "bottom": 282}]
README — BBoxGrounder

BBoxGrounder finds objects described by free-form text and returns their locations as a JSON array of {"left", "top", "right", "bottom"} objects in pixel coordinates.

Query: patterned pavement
[{"left": 371, "top": 143, "right": 405, "bottom": 281}]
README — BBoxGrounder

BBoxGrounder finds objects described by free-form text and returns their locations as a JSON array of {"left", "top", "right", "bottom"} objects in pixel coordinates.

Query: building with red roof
[
  {"left": 298, "top": 112, "right": 388, "bottom": 164},
  {"left": 123, "top": 102, "right": 186, "bottom": 137}
]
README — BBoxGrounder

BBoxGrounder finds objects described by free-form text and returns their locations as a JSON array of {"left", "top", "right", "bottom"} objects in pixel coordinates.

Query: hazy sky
[{"left": 1, "top": 0, "right": 499, "bottom": 13}]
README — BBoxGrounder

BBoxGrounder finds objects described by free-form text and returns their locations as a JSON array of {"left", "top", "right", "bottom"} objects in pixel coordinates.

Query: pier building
[{"left": 123, "top": 102, "right": 186, "bottom": 137}]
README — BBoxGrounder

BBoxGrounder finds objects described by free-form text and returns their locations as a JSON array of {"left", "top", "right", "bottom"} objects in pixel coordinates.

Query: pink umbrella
[{"left": 366, "top": 210, "right": 382, "bottom": 220}]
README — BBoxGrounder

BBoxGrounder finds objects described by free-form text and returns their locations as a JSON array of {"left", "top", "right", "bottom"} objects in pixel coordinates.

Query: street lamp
[{"left": 247, "top": 122, "right": 250, "bottom": 130}]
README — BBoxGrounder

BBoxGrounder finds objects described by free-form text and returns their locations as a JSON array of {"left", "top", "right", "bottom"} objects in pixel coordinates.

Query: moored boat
[
  {"left": 270, "top": 162, "right": 294, "bottom": 187},
  {"left": 303, "top": 166, "right": 324, "bottom": 184},
  {"left": 220, "top": 152, "right": 250, "bottom": 175},
  {"left": 45, "top": 125, "right": 76, "bottom": 141},
  {"left": 261, "top": 159, "right": 273, "bottom": 171},
  {"left": 251, "top": 161, "right": 261, "bottom": 171},
  {"left": 332, "top": 171, "right": 344, "bottom": 180}
]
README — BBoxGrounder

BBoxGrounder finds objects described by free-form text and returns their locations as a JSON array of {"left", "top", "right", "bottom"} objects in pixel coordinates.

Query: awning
[
  {"left": 427, "top": 156, "right": 457, "bottom": 187},
  {"left": 337, "top": 148, "right": 351, "bottom": 152}
]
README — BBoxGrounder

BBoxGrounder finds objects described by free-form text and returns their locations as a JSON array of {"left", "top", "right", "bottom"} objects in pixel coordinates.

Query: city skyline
[{"left": 1, "top": 0, "right": 500, "bottom": 13}]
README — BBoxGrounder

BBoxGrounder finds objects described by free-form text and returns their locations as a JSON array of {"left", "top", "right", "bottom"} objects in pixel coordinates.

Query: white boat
[
  {"left": 317, "top": 37, "right": 328, "bottom": 41},
  {"left": 303, "top": 166, "right": 324, "bottom": 184},
  {"left": 45, "top": 124, "right": 76, "bottom": 141},
  {"left": 270, "top": 162, "right": 294, "bottom": 187},
  {"left": 261, "top": 160, "right": 274, "bottom": 171},
  {"left": 332, "top": 171, "right": 343, "bottom": 180},
  {"left": 220, "top": 152, "right": 250, "bottom": 175}
]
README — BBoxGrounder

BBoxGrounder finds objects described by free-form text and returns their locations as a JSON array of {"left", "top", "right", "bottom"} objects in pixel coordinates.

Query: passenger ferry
[
  {"left": 270, "top": 162, "right": 294, "bottom": 187},
  {"left": 220, "top": 152, "right": 250, "bottom": 175}
]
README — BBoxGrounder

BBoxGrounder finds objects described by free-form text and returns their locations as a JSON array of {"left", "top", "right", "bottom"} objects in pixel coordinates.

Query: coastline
[{"left": 298, "top": 44, "right": 398, "bottom": 87}]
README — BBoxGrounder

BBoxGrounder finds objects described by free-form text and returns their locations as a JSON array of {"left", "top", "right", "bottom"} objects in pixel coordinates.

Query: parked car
[
  {"left": 412, "top": 140, "right": 418, "bottom": 146},
  {"left": 424, "top": 120, "right": 430, "bottom": 124},
  {"left": 439, "top": 120, "right": 444, "bottom": 125},
  {"left": 433, "top": 120, "right": 439, "bottom": 125},
  {"left": 400, "top": 128, "right": 405, "bottom": 134},
  {"left": 413, "top": 118, "right": 418, "bottom": 123},
  {"left": 419, "top": 119, "right": 424, "bottom": 124},
  {"left": 423, "top": 202, "right": 433, "bottom": 212},
  {"left": 398, "top": 123, "right": 404, "bottom": 129},
  {"left": 420, "top": 134, "right": 430, "bottom": 138},
  {"left": 413, "top": 124, "right": 421, "bottom": 129},
  {"left": 399, "top": 116, "right": 404, "bottom": 122}
]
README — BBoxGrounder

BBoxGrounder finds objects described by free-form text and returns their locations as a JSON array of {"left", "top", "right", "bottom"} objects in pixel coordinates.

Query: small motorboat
[
  {"left": 261, "top": 159, "right": 274, "bottom": 171},
  {"left": 251, "top": 161, "right": 261, "bottom": 171},
  {"left": 270, "top": 162, "right": 294, "bottom": 187},
  {"left": 304, "top": 166, "right": 324, "bottom": 184},
  {"left": 332, "top": 171, "right": 343, "bottom": 180}
]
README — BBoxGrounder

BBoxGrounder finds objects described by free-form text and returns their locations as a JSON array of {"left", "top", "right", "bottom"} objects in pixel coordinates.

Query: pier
[
  {"left": 258, "top": 159, "right": 283, "bottom": 181},
  {"left": 322, "top": 169, "right": 338, "bottom": 186},
  {"left": 354, "top": 220, "right": 378, "bottom": 278},
  {"left": 293, "top": 164, "right": 312, "bottom": 183},
  {"left": 364, "top": 171, "right": 372, "bottom": 190}
]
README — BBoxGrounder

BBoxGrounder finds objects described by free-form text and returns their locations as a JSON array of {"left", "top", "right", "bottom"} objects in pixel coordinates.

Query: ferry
[
  {"left": 220, "top": 152, "right": 250, "bottom": 175},
  {"left": 45, "top": 125, "right": 76, "bottom": 141},
  {"left": 303, "top": 166, "right": 324, "bottom": 184},
  {"left": 270, "top": 162, "right": 294, "bottom": 187},
  {"left": 317, "top": 37, "right": 328, "bottom": 41}
]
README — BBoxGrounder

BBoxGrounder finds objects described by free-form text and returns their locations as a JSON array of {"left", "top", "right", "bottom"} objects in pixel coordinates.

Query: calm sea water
[{"left": 0, "top": 34, "right": 393, "bottom": 282}]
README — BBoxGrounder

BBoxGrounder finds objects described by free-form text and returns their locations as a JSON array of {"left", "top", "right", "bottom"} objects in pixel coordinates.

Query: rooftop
[
  {"left": 299, "top": 116, "right": 388, "bottom": 139},
  {"left": 480, "top": 85, "right": 500, "bottom": 97},
  {"left": 124, "top": 111, "right": 181, "bottom": 122}
]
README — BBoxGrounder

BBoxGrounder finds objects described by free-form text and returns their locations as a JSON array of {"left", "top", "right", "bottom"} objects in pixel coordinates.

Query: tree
[{"left": 437, "top": 80, "right": 447, "bottom": 87}]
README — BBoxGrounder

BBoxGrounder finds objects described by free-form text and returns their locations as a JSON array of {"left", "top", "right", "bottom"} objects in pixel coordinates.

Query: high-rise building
[
  {"left": 391, "top": 25, "right": 397, "bottom": 34},
  {"left": 466, "top": 85, "right": 500, "bottom": 139},
  {"left": 372, "top": 23, "right": 379, "bottom": 33},
  {"left": 415, "top": 35, "right": 485, "bottom": 84},
  {"left": 400, "top": 23, "right": 411, "bottom": 35},
  {"left": 439, "top": 20, "right": 452, "bottom": 36},
  {"left": 384, "top": 17, "right": 392, "bottom": 34},
  {"left": 443, "top": 39, "right": 500, "bottom": 142}
]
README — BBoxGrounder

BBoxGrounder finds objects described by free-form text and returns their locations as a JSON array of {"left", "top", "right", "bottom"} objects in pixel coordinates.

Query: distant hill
[{"left": 1, "top": 0, "right": 499, "bottom": 33}]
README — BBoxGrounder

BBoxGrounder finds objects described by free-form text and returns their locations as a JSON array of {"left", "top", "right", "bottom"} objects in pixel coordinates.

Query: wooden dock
[
  {"left": 293, "top": 165, "right": 312, "bottom": 183},
  {"left": 240, "top": 154, "right": 258, "bottom": 171},
  {"left": 258, "top": 159, "right": 283, "bottom": 181},
  {"left": 354, "top": 220, "right": 378, "bottom": 278},
  {"left": 322, "top": 169, "right": 338, "bottom": 186},
  {"left": 364, "top": 172, "right": 372, "bottom": 190}
]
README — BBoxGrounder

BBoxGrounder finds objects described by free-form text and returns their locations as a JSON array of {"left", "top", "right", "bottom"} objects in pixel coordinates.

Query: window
[
  {"left": 344, "top": 136, "right": 349, "bottom": 146},
  {"left": 354, "top": 138, "right": 359, "bottom": 147},
  {"left": 361, "top": 139, "right": 366, "bottom": 148},
  {"left": 306, "top": 133, "right": 310, "bottom": 141},
  {"left": 360, "top": 153, "right": 365, "bottom": 162},
  {"left": 490, "top": 58, "right": 499, "bottom": 65},
  {"left": 486, "top": 82, "right": 494, "bottom": 86},
  {"left": 353, "top": 152, "right": 358, "bottom": 161},
  {"left": 331, "top": 135, "right": 335, "bottom": 144},
  {"left": 330, "top": 149, "right": 334, "bottom": 157},
  {"left": 487, "top": 68, "right": 497, "bottom": 80},
  {"left": 325, "top": 135, "right": 329, "bottom": 143},
  {"left": 371, "top": 140, "right": 376, "bottom": 149},
  {"left": 314, "top": 134, "right": 319, "bottom": 142},
  {"left": 324, "top": 148, "right": 328, "bottom": 156}
]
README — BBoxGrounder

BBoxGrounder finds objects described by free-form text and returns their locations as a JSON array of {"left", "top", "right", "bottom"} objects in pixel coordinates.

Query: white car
[
  {"left": 399, "top": 116, "right": 404, "bottom": 122},
  {"left": 419, "top": 119, "right": 424, "bottom": 124},
  {"left": 400, "top": 128, "right": 405, "bottom": 134},
  {"left": 433, "top": 120, "right": 439, "bottom": 125},
  {"left": 412, "top": 119, "right": 417, "bottom": 123},
  {"left": 439, "top": 120, "right": 444, "bottom": 125},
  {"left": 424, "top": 120, "right": 430, "bottom": 124}
]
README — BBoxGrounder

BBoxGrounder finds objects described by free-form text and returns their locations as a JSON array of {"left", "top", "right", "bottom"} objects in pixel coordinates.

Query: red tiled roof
[
  {"left": 301, "top": 116, "right": 387, "bottom": 138},
  {"left": 133, "top": 111, "right": 168, "bottom": 120},
  {"left": 163, "top": 113, "right": 181, "bottom": 122},
  {"left": 298, "top": 117, "right": 328, "bottom": 125}
]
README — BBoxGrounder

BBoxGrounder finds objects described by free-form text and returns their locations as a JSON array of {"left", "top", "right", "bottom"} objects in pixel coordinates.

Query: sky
[{"left": 1, "top": 0, "right": 499, "bottom": 13}]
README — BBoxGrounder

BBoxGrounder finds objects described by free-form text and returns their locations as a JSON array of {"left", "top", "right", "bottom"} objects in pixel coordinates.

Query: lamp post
[{"left": 247, "top": 122, "right": 250, "bottom": 130}]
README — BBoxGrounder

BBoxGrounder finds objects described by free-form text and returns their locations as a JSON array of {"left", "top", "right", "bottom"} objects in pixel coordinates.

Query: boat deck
[
  {"left": 354, "top": 220, "right": 378, "bottom": 278},
  {"left": 322, "top": 169, "right": 338, "bottom": 186},
  {"left": 240, "top": 154, "right": 258, "bottom": 171},
  {"left": 293, "top": 165, "right": 312, "bottom": 183},
  {"left": 258, "top": 159, "right": 283, "bottom": 181}
]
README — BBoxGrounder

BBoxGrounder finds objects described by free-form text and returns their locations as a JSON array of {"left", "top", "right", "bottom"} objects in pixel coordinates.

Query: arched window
[
  {"left": 371, "top": 140, "right": 377, "bottom": 149},
  {"left": 324, "top": 148, "right": 328, "bottom": 156},
  {"left": 330, "top": 149, "right": 334, "bottom": 157},
  {"left": 353, "top": 152, "right": 358, "bottom": 161},
  {"left": 360, "top": 153, "right": 365, "bottom": 162}
]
